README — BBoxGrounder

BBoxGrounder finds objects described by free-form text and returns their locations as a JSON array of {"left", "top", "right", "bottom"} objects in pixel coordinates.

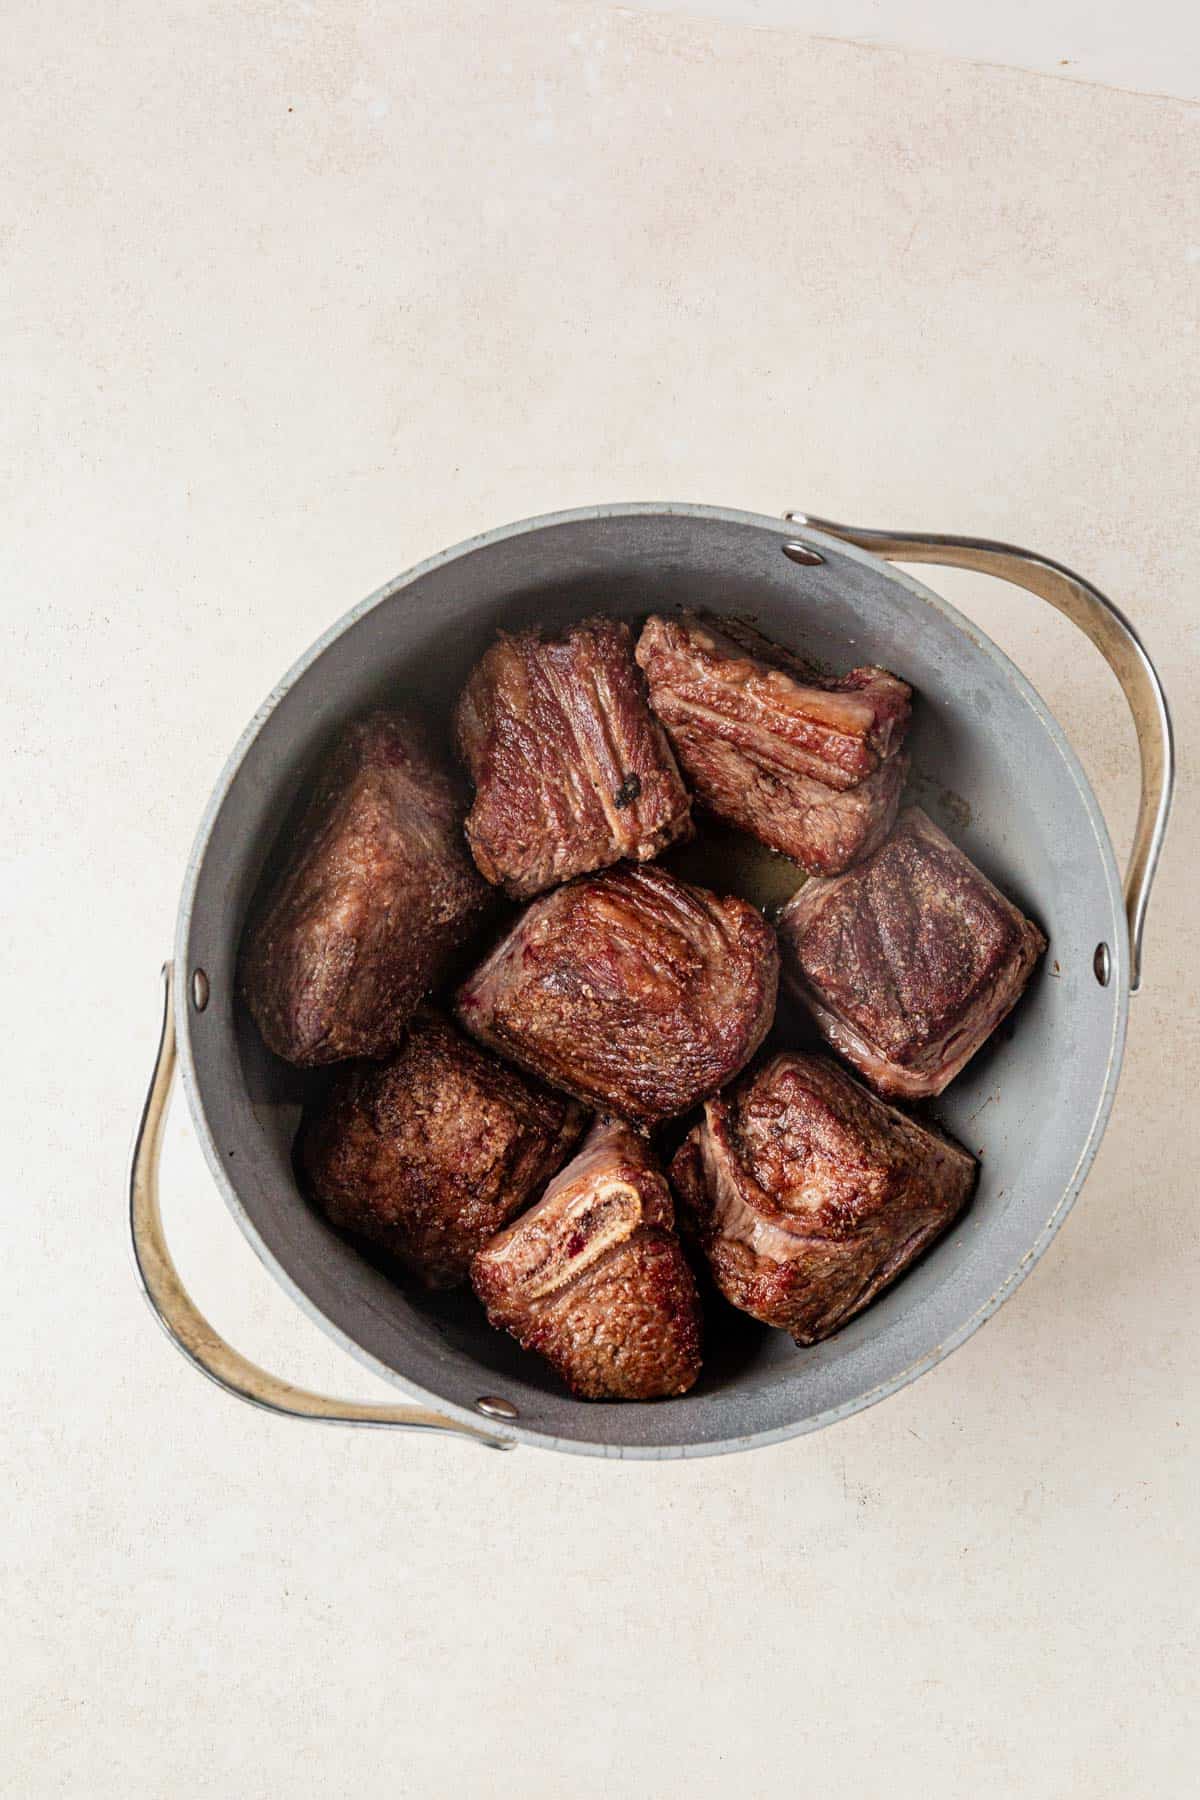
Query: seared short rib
[
  {"left": 297, "top": 1012, "right": 585, "bottom": 1288},
  {"left": 455, "top": 617, "right": 692, "bottom": 899},
  {"left": 241, "top": 711, "right": 490, "bottom": 1065},
  {"left": 472, "top": 1118, "right": 702, "bottom": 1399},
  {"left": 455, "top": 863, "right": 779, "bottom": 1128},
  {"left": 635, "top": 613, "right": 910, "bottom": 873},
  {"left": 670, "top": 1052, "right": 976, "bottom": 1345},
  {"left": 779, "top": 807, "right": 1047, "bottom": 1099}
]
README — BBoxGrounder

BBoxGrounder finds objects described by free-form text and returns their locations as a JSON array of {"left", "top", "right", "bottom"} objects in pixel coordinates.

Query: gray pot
[{"left": 130, "top": 505, "right": 1173, "bottom": 1458}]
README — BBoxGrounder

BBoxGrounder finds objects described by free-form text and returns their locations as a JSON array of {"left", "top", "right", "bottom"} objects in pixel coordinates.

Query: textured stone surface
[{"left": 3, "top": 2, "right": 1196, "bottom": 1794}]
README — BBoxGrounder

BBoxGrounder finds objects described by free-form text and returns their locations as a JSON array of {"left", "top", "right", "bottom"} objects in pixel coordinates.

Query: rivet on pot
[
  {"left": 475, "top": 1396, "right": 518, "bottom": 1421},
  {"left": 1093, "top": 943, "right": 1112, "bottom": 987},
  {"left": 782, "top": 540, "right": 825, "bottom": 567},
  {"left": 192, "top": 967, "right": 211, "bottom": 1012}
]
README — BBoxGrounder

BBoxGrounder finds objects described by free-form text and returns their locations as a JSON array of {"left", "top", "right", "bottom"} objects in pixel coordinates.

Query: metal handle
[
  {"left": 785, "top": 513, "right": 1175, "bottom": 993},
  {"left": 129, "top": 963, "right": 513, "bottom": 1448}
]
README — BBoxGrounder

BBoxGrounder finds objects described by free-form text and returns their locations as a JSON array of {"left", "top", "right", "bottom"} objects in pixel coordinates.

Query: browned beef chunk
[
  {"left": 472, "top": 1118, "right": 702, "bottom": 1399},
  {"left": 779, "top": 808, "right": 1047, "bottom": 1099},
  {"left": 455, "top": 617, "right": 693, "bottom": 899},
  {"left": 669, "top": 727, "right": 909, "bottom": 876},
  {"left": 670, "top": 1052, "right": 976, "bottom": 1345},
  {"left": 455, "top": 863, "right": 779, "bottom": 1129},
  {"left": 240, "top": 712, "right": 491, "bottom": 1066},
  {"left": 297, "top": 1013, "right": 586, "bottom": 1288},
  {"left": 635, "top": 613, "right": 911, "bottom": 804}
]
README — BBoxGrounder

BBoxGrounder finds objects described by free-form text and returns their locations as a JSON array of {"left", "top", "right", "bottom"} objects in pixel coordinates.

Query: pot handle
[
  {"left": 785, "top": 513, "right": 1175, "bottom": 993},
  {"left": 129, "top": 963, "right": 514, "bottom": 1449}
]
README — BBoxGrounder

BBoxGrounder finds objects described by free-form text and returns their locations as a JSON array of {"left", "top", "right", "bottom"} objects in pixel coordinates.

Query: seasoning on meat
[
  {"left": 472, "top": 1117, "right": 702, "bottom": 1399},
  {"left": 635, "top": 613, "right": 911, "bottom": 872},
  {"left": 671, "top": 1052, "right": 976, "bottom": 1345},
  {"left": 455, "top": 616, "right": 693, "bottom": 899},
  {"left": 297, "top": 1012, "right": 586, "bottom": 1288},
  {"left": 778, "top": 807, "right": 1047, "bottom": 1099},
  {"left": 240, "top": 711, "right": 491, "bottom": 1066},
  {"left": 455, "top": 863, "right": 779, "bottom": 1129}
]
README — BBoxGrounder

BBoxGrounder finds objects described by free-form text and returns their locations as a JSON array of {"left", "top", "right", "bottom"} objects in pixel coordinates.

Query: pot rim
[{"left": 173, "top": 501, "right": 1129, "bottom": 1457}]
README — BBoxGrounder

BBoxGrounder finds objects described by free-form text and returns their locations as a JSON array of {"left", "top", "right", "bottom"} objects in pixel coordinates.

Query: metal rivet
[
  {"left": 475, "top": 1395, "right": 518, "bottom": 1420},
  {"left": 1093, "top": 943, "right": 1111, "bottom": 987},
  {"left": 191, "top": 967, "right": 210, "bottom": 1011},
  {"left": 782, "top": 540, "right": 825, "bottom": 567}
]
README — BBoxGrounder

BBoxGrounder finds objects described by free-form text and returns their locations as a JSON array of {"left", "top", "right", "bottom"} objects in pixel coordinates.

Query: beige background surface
[
  {"left": 4, "top": 2, "right": 1197, "bottom": 1794},
  {"left": 619, "top": 0, "right": 1200, "bottom": 103}
]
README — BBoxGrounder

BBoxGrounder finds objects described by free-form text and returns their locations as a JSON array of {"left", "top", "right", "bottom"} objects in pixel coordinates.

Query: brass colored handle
[
  {"left": 129, "top": 963, "right": 513, "bottom": 1449},
  {"left": 785, "top": 513, "right": 1175, "bottom": 993}
]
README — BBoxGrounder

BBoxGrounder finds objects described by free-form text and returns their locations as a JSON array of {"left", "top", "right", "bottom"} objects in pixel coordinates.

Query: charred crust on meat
[
  {"left": 472, "top": 1118, "right": 703, "bottom": 1398},
  {"left": 670, "top": 1051, "right": 976, "bottom": 1345},
  {"left": 454, "top": 617, "right": 692, "bottom": 899},
  {"left": 454, "top": 862, "right": 780, "bottom": 1128},
  {"left": 240, "top": 711, "right": 490, "bottom": 1066},
  {"left": 296, "top": 1012, "right": 586, "bottom": 1288},
  {"left": 635, "top": 613, "right": 911, "bottom": 873},
  {"left": 778, "top": 807, "right": 1047, "bottom": 1099}
]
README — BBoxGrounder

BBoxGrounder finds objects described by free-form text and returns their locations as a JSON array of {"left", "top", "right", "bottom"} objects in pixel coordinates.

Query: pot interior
[{"left": 177, "top": 507, "right": 1126, "bottom": 1456}]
